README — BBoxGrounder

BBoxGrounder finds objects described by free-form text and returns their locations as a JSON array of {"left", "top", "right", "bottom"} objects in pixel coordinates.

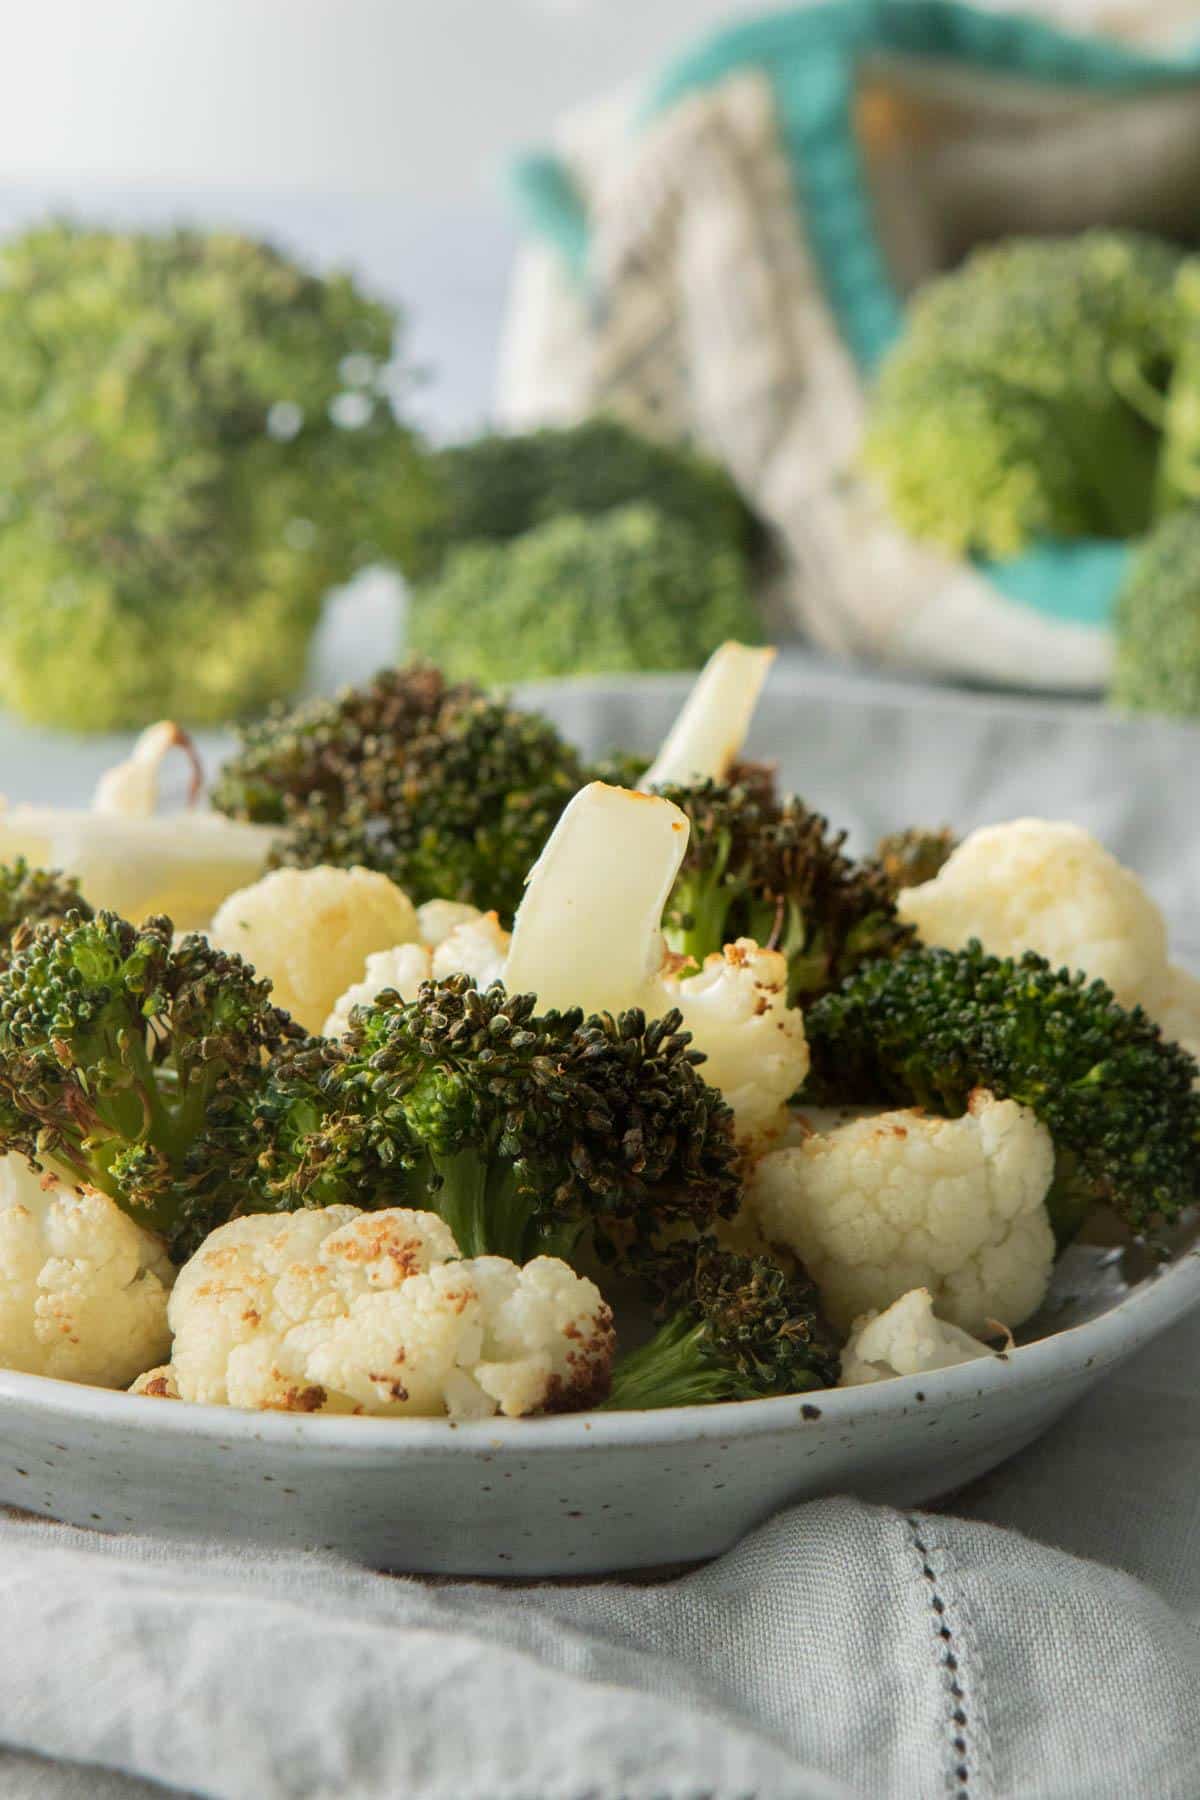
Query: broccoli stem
[
  {"left": 602, "top": 1314, "right": 738, "bottom": 1410},
  {"left": 420, "top": 1148, "right": 580, "bottom": 1263}
]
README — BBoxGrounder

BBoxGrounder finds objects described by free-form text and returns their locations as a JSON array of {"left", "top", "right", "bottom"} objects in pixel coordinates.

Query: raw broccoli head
[
  {"left": 1111, "top": 507, "right": 1200, "bottom": 718},
  {"left": 604, "top": 1244, "right": 840, "bottom": 1409},
  {"left": 0, "top": 860, "right": 93, "bottom": 970},
  {"left": 211, "top": 664, "right": 594, "bottom": 920},
  {"left": 0, "top": 221, "right": 439, "bottom": 731},
  {"left": 0, "top": 910, "right": 302, "bottom": 1254},
  {"left": 805, "top": 941, "right": 1200, "bottom": 1240},
  {"left": 864, "top": 231, "right": 1183, "bottom": 558},
  {"left": 875, "top": 827, "right": 957, "bottom": 895},
  {"left": 326, "top": 974, "right": 742, "bottom": 1272},
  {"left": 421, "top": 415, "right": 759, "bottom": 569},
  {"left": 407, "top": 503, "right": 764, "bottom": 687},
  {"left": 654, "top": 770, "right": 915, "bottom": 1004}
]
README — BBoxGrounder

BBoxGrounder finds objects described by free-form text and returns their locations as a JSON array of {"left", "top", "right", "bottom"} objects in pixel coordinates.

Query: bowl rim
[{"left": 2, "top": 1239, "right": 1197, "bottom": 1457}]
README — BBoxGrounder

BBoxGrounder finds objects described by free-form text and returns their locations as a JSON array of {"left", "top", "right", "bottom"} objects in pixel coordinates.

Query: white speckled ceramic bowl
[{"left": 1, "top": 1232, "right": 1197, "bottom": 1575}]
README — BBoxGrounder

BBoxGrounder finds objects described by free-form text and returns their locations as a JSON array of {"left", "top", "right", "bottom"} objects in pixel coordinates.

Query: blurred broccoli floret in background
[
  {"left": 864, "top": 231, "right": 1183, "bottom": 559},
  {"left": 1110, "top": 508, "right": 1200, "bottom": 718},
  {"left": 211, "top": 664, "right": 600, "bottom": 920},
  {"left": 0, "top": 221, "right": 440, "bottom": 731},
  {"left": 408, "top": 503, "right": 762, "bottom": 685},
  {"left": 422, "top": 416, "right": 759, "bottom": 567}
]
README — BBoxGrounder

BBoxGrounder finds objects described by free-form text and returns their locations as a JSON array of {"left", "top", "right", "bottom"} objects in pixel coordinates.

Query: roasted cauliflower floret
[
  {"left": 0, "top": 1157, "right": 173, "bottom": 1386},
  {"left": 748, "top": 1091, "right": 1056, "bottom": 1336},
  {"left": 897, "top": 819, "right": 1168, "bottom": 1008},
  {"left": 663, "top": 939, "right": 809, "bottom": 1150},
  {"left": 839, "top": 1287, "right": 997, "bottom": 1387},
  {"left": 431, "top": 910, "right": 511, "bottom": 990},
  {"left": 209, "top": 865, "right": 420, "bottom": 1033},
  {"left": 132, "top": 1206, "right": 613, "bottom": 1419},
  {"left": 322, "top": 943, "right": 434, "bottom": 1038}
]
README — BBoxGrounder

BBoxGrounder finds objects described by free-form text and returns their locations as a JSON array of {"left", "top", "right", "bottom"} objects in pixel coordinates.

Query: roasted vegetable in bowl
[{"left": 0, "top": 643, "right": 1196, "bottom": 1421}]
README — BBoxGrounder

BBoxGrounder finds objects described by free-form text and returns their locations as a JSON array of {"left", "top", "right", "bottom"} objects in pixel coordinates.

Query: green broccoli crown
[
  {"left": 408, "top": 502, "right": 763, "bottom": 688},
  {"left": 805, "top": 941, "right": 1200, "bottom": 1237},
  {"left": 0, "top": 859, "right": 93, "bottom": 969},
  {"left": 864, "top": 230, "right": 1183, "bottom": 558},
  {"left": 422, "top": 415, "right": 758, "bottom": 569},
  {"left": 604, "top": 1244, "right": 840, "bottom": 1409},
  {"left": 190, "top": 1035, "right": 402, "bottom": 1246},
  {"left": 0, "top": 910, "right": 302, "bottom": 1249},
  {"left": 874, "top": 827, "right": 958, "bottom": 896},
  {"left": 0, "top": 221, "right": 439, "bottom": 731},
  {"left": 653, "top": 768, "right": 914, "bottom": 1003},
  {"left": 327, "top": 974, "right": 742, "bottom": 1269},
  {"left": 1111, "top": 506, "right": 1200, "bottom": 718},
  {"left": 211, "top": 663, "right": 593, "bottom": 920}
]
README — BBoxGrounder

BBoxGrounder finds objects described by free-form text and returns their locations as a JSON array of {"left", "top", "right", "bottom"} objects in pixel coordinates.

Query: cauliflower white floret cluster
[
  {"left": 0, "top": 1156, "right": 173, "bottom": 1387},
  {"left": 662, "top": 940, "right": 809, "bottom": 1150},
  {"left": 897, "top": 819, "right": 1168, "bottom": 1008},
  {"left": 749, "top": 1090, "right": 1056, "bottom": 1336},
  {"left": 322, "top": 909, "right": 511, "bottom": 1037},
  {"left": 210, "top": 865, "right": 420, "bottom": 1034},
  {"left": 840, "top": 1288, "right": 996, "bottom": 1387},
  {"left": 133, "top": 1207, "right": 613, "bottom": 1419}
]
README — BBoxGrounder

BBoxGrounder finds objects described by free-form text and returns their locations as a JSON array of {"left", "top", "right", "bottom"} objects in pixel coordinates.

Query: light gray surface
[{"left": 2, "top": 665, "right": 1199, "bottom": 1795}]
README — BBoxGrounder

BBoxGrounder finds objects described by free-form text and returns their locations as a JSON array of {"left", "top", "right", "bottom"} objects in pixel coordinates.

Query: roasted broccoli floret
[
  {"left": 407, "top": 503, "right": 763, "bottom": 686},
  {"left": 864, "top": 231, "right": 1183, "bottom": 558},
  {"left": 0, "top": 911, "right": 302, "bottom": 1256},
  {"left": 604, "top": 1244, "right": 840, "bottom": 1409},
  {"left": 211, "top": 665, "right": 595, "bottom": 920},
  {"left": 421, "top": 416, "right": 758, "bottom": 569},
  {"left": 0, "top": 221, "right": 439, "bottom": 731},
  {"left": 1110, "top": 507, "right": 1200, "bottom": 718},
  {"left": 654, "top": 771, "right": 915, "bottom": 1004},
  {"left": 326, "top": 974, "right": 742, "bottom": 1275},
  {"left": 875, "top": 827, "right": 958, "bottom": 895},
  {"left": 0, "top": 860, "right": 93, "bottom": 969},
  {"left": 805, "top": 942, "right": 1200, "bottom": 1240}
]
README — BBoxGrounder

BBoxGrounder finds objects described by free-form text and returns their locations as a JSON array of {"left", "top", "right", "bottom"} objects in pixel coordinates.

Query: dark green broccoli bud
[
  {"left": 1110, "top": 507, "right": 1200, "bottom": 718},
  {"left": 875, "top": 827, "right": 957, "bottom": 896},
  {"left": 0, "top": 859, "right": 93, "bottom": 970},
  {"left": 805, "top": 942, "right": 1200, "bottom": 1240},
  {"left": 326, "top": 974, "right": 742, "bottom": 1273},
  {"left": 407, "top": 503, "right": 763, "bottom": 687},
  {"left": 0, "top": 221, "right": 440, "bottom": 731},
  {"left": 420, "top": 415, "right": 759, "bottom": 571},
  {"left": 603, "top": 1244, "right": 840, "bottom": 1409},
  {"left": 211, "top": 664, "right": 595, "bottom": 920},
  {"left": 0, "top": 911, "right": 303, "bottom": 1252},
  {"left": 654, "top": 770, "right": 915, "bottom": 1004},
  {"left": 864, "top": 231, "right": 1183, "bottom": 557}
]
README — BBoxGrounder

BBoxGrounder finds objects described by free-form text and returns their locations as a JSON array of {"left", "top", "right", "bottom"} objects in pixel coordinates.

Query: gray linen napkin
[
  {"left": 2, "top": 1296, "right": 1198, "bottom": 1800},
  {"left": 1, "top": 662, "right": 1197, "bottom": 1798}
]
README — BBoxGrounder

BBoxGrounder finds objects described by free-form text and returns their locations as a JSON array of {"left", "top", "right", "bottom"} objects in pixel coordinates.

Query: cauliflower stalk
[
  {"left": 134, "top": 1207, "right": 614, "bottom": 1419},
  {"left": 840, "top": 1288, "right": 997, "bottom": 1387},
  {"left": 749, "top": 1091, "right": 1056, "bottom": 1337},
  {"left": 0, "top": 1156, "right": 173, "bottom": 1387}
]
